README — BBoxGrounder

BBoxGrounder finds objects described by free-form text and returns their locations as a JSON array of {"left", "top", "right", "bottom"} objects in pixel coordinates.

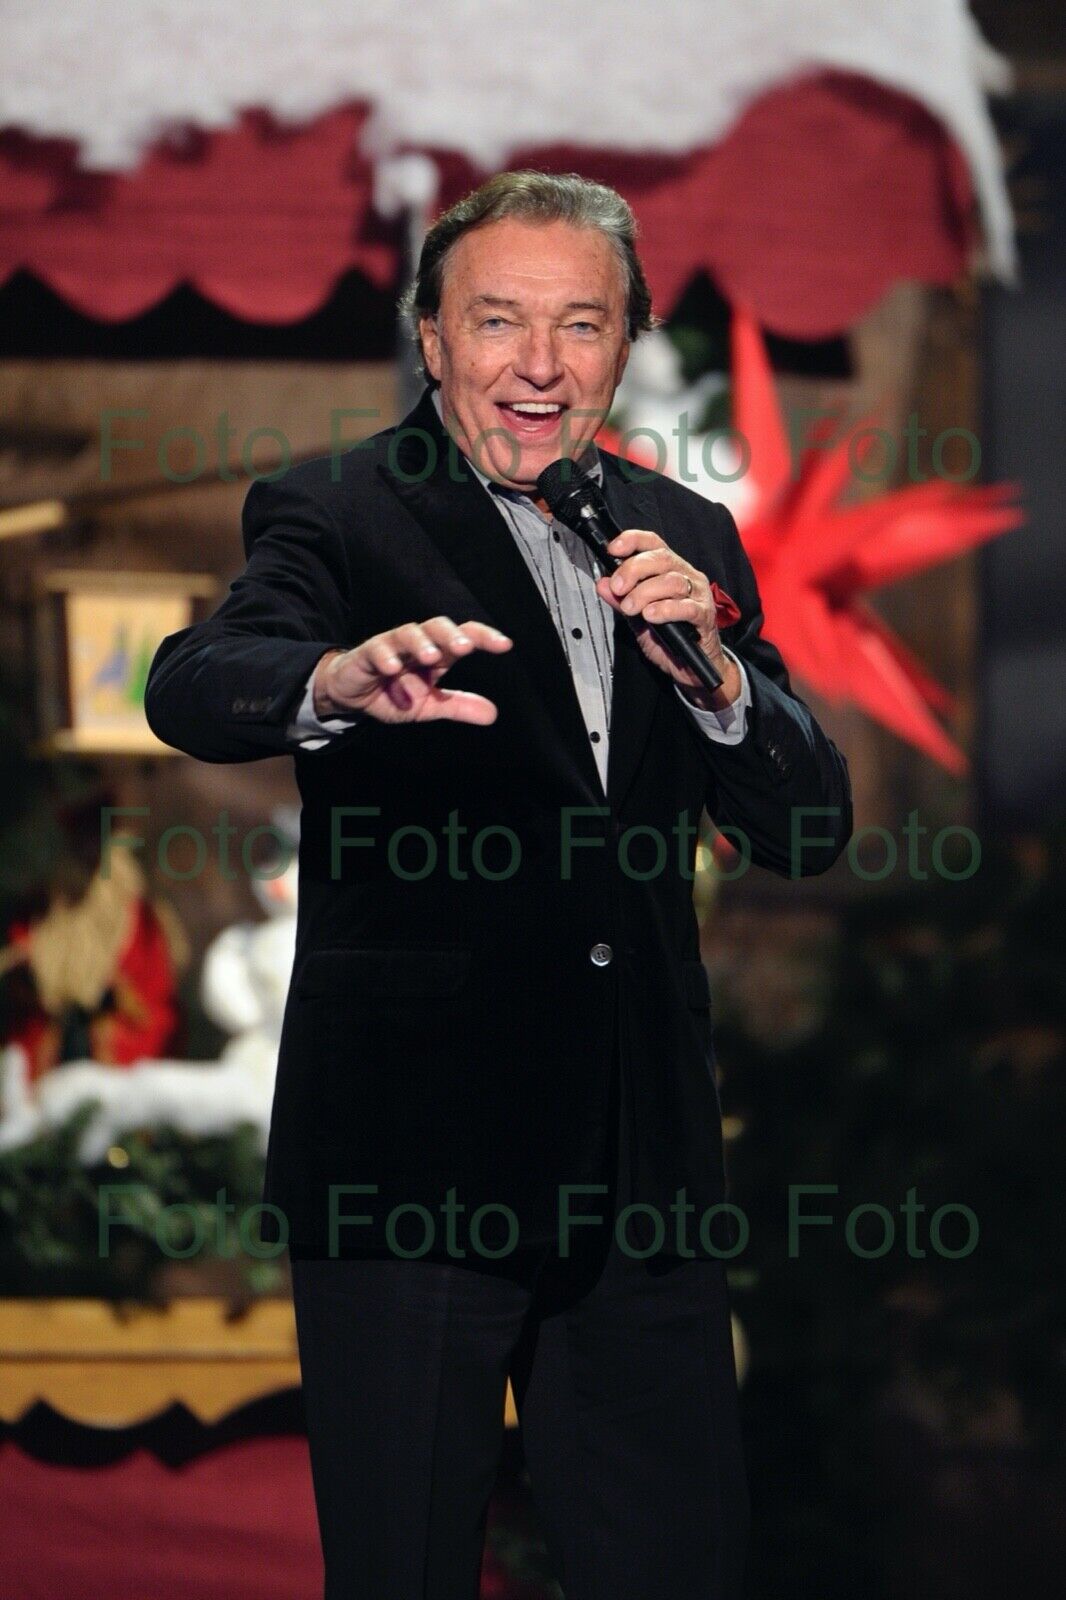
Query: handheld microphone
[{"left": 536, "top": 460, "right": 724, "bottom": 695}]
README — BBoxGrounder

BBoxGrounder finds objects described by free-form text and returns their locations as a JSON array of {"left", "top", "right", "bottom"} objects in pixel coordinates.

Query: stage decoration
[
  {"left": 0, "top": 0, "right": 1012, "bottom": 259},
  {"left": 0, "top": 106, "right": 395, "bottom": 324},
  {"left": 0, "top": 1106, "right": 276, "bottom": 1298},
  {"left": 0, "top": 3, "right": 1013, "bottom": 336},
  {"left": 597, "top": 314, "right": 1022, "bottom": 772},
  {"left": 0, "top": 816, "right": 297, "bottom": 1294},
  {"left": 0, "top": 835, "right": 298, "bottom": 1165},
  {"left": 1, "top": 839, "right": 183, "bottom": 1083},
  {"left": 602, "top": 330, "right": 752, "bottom": 513},
  {"left": 35, "top": 570, "right": 217, "bottom": 754},
  {"left": 722, "top": 308, "right": 1024, "bottom": 772},
  {"left": 0, "top": 1297, "right": 302, "bottom": 1427}
]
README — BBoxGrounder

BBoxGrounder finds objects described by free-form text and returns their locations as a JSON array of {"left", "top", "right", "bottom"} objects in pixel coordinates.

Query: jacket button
[
  {"left": 589, "top": 942, "right": 613, "bottom": 967},
  {"left": 232, "top": 697, "right": 247, "bottom": 713}
]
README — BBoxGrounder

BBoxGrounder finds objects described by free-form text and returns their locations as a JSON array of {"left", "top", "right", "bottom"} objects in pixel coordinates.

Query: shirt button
[
  {"left": 571, "top": 627, "right": 583, "bottom": 639},
  {"left": 552, "top": 529, "right": 561, "bottom": 542},
  {"left": 589, "top": 943, "right": 613, "bottom": 967},
  {"left": 589, "top": 730, "right": 601, "bottom": 743}
]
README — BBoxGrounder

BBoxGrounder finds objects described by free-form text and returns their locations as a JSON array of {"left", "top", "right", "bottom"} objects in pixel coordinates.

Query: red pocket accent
[{"left": 710, "top": 582, "right": 742, "bottom": 627}]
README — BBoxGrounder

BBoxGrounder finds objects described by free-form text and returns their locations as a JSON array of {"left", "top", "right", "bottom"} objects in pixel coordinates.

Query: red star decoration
[
  {"left": 595, "top": 311, "right": 1021, "bottom": 773},
  {"left": 727, "top": 307, "right": 1024, "bottom": 773}
]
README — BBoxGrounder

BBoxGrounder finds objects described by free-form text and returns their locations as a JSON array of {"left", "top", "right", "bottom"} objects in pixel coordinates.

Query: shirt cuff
[
  {"left": 286, "top": 666, "right": 363, "bottom": 749},
  {"left": 673, "top": 647, "right": 751, "bottom": 744}
]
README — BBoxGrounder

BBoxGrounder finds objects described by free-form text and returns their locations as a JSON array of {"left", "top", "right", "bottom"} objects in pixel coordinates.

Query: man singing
[{"left": 145, "top": 170, "right": 851, "bottom": 1600}]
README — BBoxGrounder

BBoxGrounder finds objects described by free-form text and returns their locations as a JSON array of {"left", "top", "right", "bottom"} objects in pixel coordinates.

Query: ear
[{"left": 419, "top": 315, "right": 442, "bottom": 382}]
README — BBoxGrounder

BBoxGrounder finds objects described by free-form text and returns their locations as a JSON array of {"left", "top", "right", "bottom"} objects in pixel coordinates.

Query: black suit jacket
[{"left": 145, "top": 384, "right": 852, "bottom": 1260}]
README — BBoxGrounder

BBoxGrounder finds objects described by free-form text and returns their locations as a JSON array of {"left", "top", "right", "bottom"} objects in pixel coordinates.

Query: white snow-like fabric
[{"left": 0, "top": 0, "right": 1013, "bottom": 276}]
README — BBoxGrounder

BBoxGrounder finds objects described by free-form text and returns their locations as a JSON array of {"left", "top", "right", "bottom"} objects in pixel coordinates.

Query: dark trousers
[{"left": 291, "top": 1039, "right": 750, "bottom": 1599}]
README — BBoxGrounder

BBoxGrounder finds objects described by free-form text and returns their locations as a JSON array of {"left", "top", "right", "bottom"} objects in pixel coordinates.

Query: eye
[
  {"left": 479, "top": 317, "right": 511, "bottom": 330},
  {"left": 567, "top": 321, "right": 598, "bottom": 334}
]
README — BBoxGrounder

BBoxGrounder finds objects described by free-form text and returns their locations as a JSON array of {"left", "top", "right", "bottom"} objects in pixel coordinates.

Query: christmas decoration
[
  {"left": 0, "top": 1106, "right": 278, "bottom": 1297},
  {"left": 725, "top": 306, "right": 1023, "bottom": 771},
  {"left": 0, "top": 5, "right": 1013, "bottom": 336},
  {"left": 1, "top": 837, "right": 184, "bottom": 1080},
  {"left": 0, "top": 836, "right": 297, "bottom": 1164},
  {"left": 598, "top": 307, "right": 1021, "bottom": 777},
  {"left": 0, "top": 807, "right": 300, "bottom": 1292}
]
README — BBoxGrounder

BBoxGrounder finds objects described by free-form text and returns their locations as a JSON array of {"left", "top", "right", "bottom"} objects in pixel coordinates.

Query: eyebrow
[{"left": 465, "top": 294, "right": 610, "bottom": 315}]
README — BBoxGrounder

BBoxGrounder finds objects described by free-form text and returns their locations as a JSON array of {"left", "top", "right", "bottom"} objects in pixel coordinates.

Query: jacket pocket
[{"left": 294, "top": 945, "right": 472, "bottom": 1002}]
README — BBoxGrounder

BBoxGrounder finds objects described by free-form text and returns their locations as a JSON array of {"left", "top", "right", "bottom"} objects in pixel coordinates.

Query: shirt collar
[{"left": 429, "top": 386, "right": 603, "bottom": 504}]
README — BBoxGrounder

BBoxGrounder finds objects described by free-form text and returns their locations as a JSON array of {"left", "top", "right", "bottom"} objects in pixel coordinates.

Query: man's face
[{"left": 419, "top": 217, "right": 631, "bottom": 498}]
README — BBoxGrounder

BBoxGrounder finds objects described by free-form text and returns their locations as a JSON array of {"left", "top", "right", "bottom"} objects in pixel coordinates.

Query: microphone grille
[{"left": 536, "top": 458, "right": 595, "bottom": 522}]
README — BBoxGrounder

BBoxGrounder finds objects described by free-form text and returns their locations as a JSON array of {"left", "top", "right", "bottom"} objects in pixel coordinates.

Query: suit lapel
[
  {"left": 377, "top": 389, "right": 606, "bottom": 804},
  {"left": 376, "top": 388, "right": 668, "bottom": 814}
]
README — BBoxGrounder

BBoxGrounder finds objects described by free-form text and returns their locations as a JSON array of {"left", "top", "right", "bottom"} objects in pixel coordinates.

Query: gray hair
[{"left": 398, "top": 169, "right": 659, "bottom": 384}]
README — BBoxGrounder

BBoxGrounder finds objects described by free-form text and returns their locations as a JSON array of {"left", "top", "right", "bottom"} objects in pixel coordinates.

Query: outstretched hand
[{"left": 313, "top": 617, "right": 513, "bottom": 725}]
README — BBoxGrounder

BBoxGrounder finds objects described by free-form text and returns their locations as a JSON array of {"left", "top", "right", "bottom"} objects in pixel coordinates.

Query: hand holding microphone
[{"left": 536, "top": 461, "right": 739, "bottom": 706}]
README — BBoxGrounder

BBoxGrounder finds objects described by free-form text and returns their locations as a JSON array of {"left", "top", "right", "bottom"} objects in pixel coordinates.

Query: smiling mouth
[{"left": 496, "top": 401, "right": 568, "bottom": 436}]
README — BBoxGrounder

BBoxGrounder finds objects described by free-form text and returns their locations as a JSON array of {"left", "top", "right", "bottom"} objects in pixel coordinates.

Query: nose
[{"left": 513, "top": 325, "right": 564, "bottom": 389}]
